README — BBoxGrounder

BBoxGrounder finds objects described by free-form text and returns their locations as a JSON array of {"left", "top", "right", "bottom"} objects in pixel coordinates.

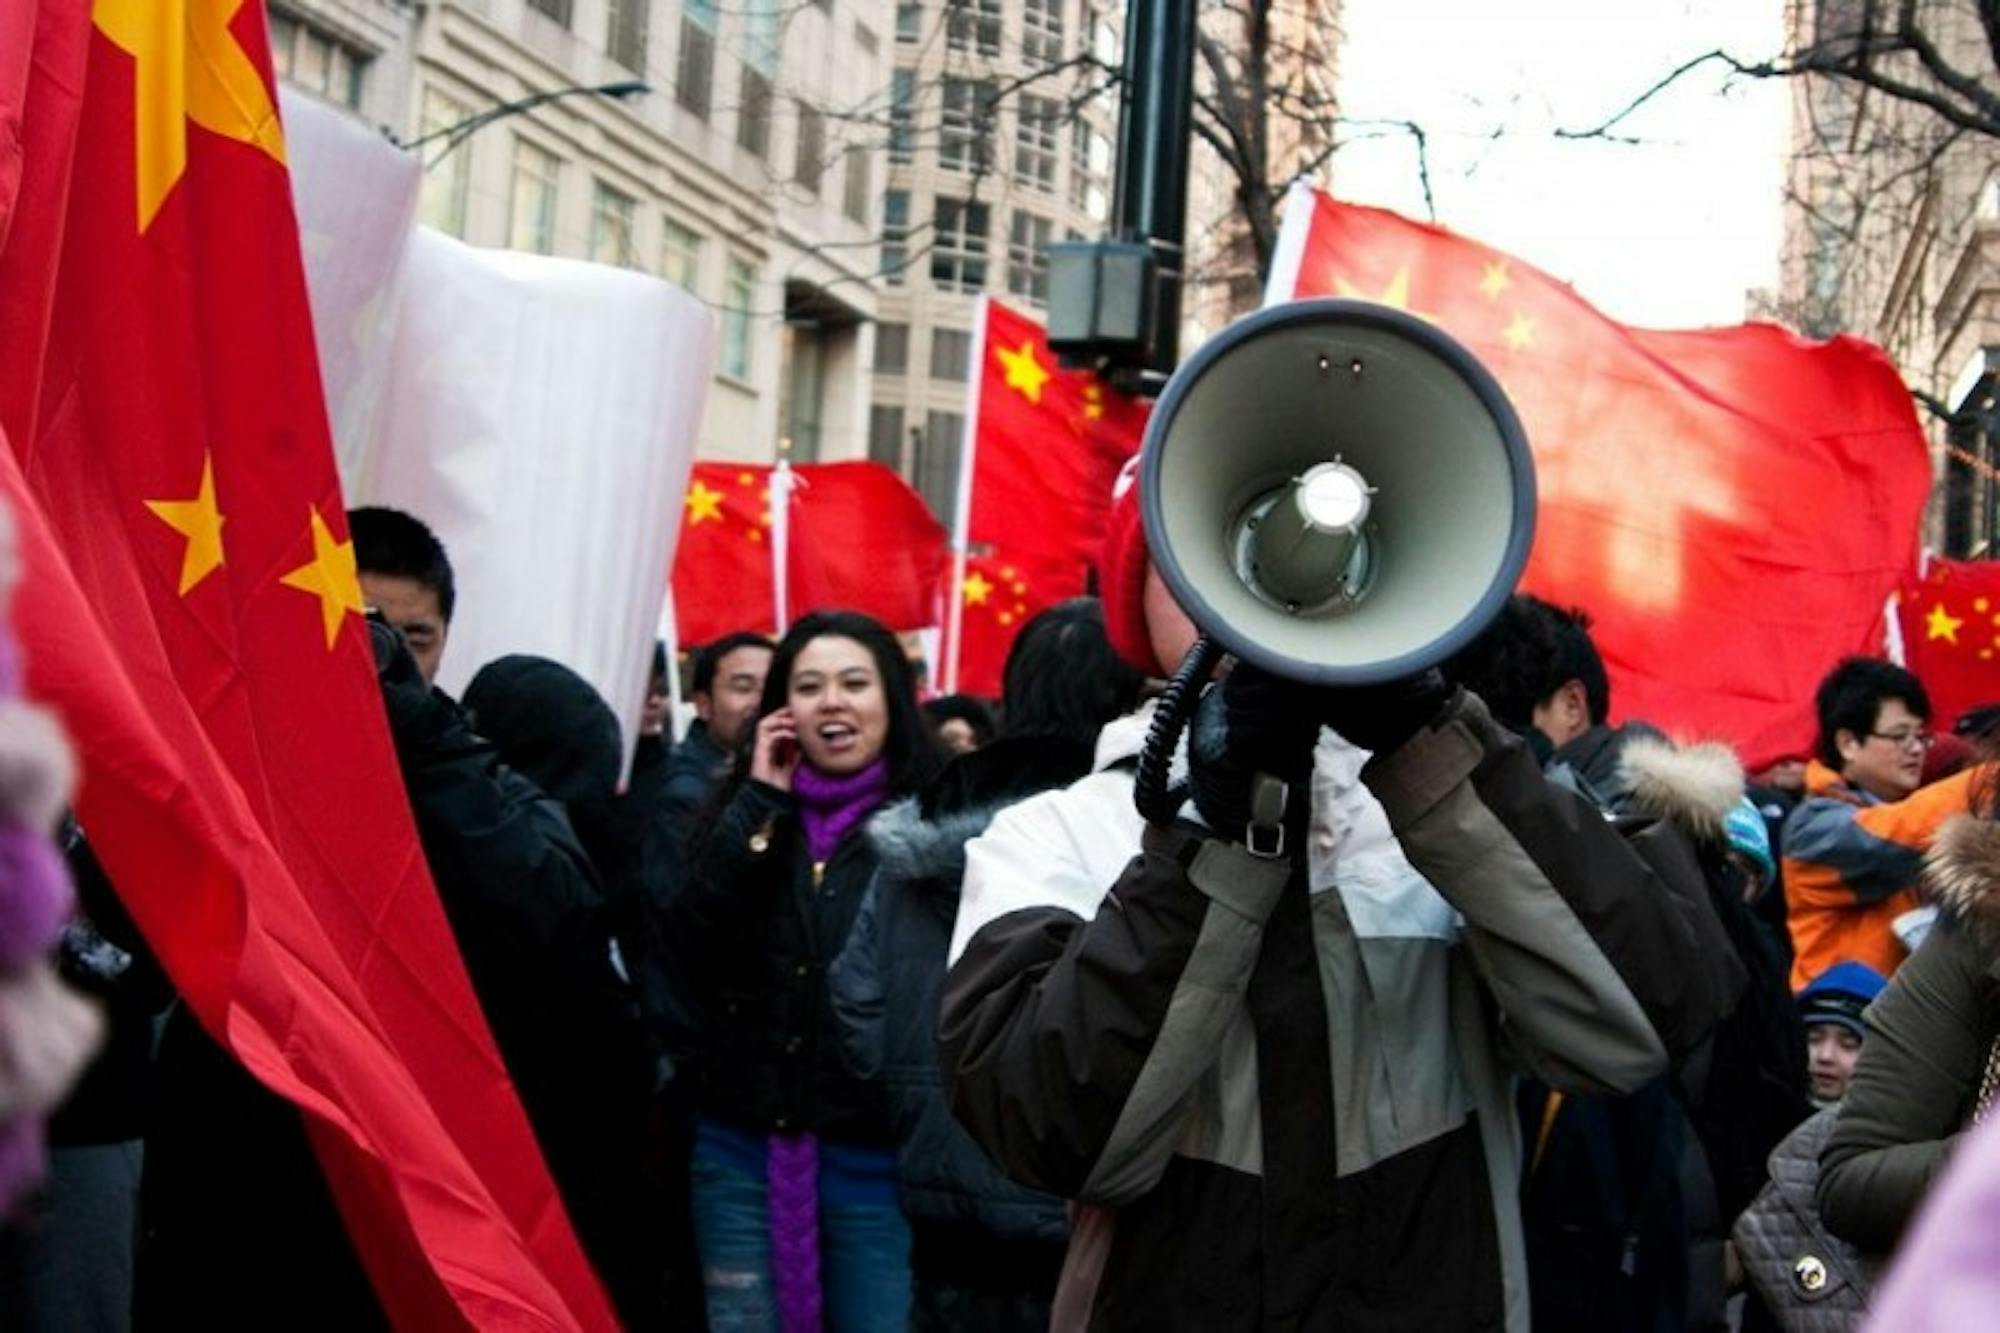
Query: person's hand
[
  {"left": 1319, "top": 668, "right": 1453, "bottom": 755},
  {"left": 1188, "top": 661, "right": 1321, "bottom": 848},
  {"left": 750, "top": 707, "right": 801, "bottom": 791},
  {"left": 0, "top": 961, "right": 102, "bottom": 1120}
]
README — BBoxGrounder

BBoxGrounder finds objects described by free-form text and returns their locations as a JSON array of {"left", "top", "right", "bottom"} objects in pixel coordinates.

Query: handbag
[{"left": 1731, "top": 1109, "right": 1879, "bottom": 1333}]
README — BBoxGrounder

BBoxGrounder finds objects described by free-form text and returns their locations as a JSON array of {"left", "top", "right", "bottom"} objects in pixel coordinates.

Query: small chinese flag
[
  {"left": 1896, "top": 558, "right": 2000, "bottom": 732},
  {"left": 673, "top": 460, "right": 948, "bottom": 644},
  {"left": 0, "top": 3, "right": 611, "bottom": 1328},
  {"left": 1278, "top": 188, "right": 1931, "bottom": 767},
  {"left": 951, "top": 300, "right": 1150, "bottom": 695}
]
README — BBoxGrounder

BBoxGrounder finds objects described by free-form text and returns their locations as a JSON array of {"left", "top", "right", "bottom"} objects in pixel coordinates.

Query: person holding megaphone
[{"left": 934, "top": 303, "right": 1744, "bottom": 1332}]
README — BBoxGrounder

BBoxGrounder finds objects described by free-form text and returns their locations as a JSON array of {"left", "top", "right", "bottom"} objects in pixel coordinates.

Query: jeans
[{"left": 690, "top": 1132, "right": 912, "bottom": 1332}]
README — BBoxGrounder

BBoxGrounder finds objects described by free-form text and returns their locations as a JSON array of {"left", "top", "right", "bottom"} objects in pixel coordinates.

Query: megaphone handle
[{"left": 1134, "top": 634, "right": 1222, "bottom": 828}]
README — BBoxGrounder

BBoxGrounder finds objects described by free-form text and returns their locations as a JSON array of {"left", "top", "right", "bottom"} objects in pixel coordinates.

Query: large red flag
[
  {"left": 1279, "top": 189, "right": 1931, "bottom": 767},
  {"left": 673, "top": 459, "right": 948, "bottom": 643},
  {"left": 0, "top": 3, "right": 611, "bottom": 1327},
  {"left": 949, "top": 299, "right": 1150, "bottom": 695},
  {"left": 1897, "top": 558, "right": 2000, "bottom": 732}
]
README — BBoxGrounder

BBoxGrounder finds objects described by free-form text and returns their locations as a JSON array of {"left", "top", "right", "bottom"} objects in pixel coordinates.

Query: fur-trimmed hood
[
  {"left": 1616, "top": 735, "right": 1747, "bottom": 844},
  {"left": 868, "top": 734, "right": 1097, "bottom": 889},
  {"left": 1923, "top": 813, "right": 2000, "bottom": 953}
]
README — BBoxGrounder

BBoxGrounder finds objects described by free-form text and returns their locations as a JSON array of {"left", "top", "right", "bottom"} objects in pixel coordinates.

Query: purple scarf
[{"left": 790, "top": 758, "right": 889, "bottom": 863}]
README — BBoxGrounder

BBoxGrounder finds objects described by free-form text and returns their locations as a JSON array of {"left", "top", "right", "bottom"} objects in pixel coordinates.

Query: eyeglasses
[{"left": 1867, "top": 728, "right": 1935, "bottom": 751}]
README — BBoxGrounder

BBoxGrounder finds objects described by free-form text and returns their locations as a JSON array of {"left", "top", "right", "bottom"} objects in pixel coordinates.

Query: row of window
[
  {"left": 880, "top": 191, "right": 1068, "bottom": 302},
  {"left": 268, "top": 6, "right": 370, "bottom": 110},
  {"left": 894, "top": 0, "right": 1076, "bottom": 66},
  {"left": 890, "top": 74, "right": 1110, "bottom": 211},
  {"left": 867, "top": 404, "right": 962, "bottom": 521}
]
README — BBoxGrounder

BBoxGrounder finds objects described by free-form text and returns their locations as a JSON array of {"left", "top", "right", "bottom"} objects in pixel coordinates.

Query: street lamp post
[{"left": 396, "top": 79, "right": 650, "bottom": 170}]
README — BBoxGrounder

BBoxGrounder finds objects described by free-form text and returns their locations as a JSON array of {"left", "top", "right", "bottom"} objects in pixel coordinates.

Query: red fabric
[
  {"left": 0, "top": 6, "right": 611, "bottom": 1329},
  {"left": 1287, "top": 193, "right": 1932, "bottom": 768},
  {"left": 1097, "top": 469, "right": 1161, "bottom": 677},
  {"left": 1897, "top": 558, "right": 2000, "bottom": 733},
  {"left": 673, "top": 460, "right": 948, "bottom": 645},
  {"left": 953, "top": 300, "right": 1150, "bottom": 695}
]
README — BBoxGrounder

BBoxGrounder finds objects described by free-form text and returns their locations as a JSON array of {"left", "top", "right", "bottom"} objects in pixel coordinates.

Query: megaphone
[{"left": 1140, "top": 298, "right": 1537, "bottom": 686}]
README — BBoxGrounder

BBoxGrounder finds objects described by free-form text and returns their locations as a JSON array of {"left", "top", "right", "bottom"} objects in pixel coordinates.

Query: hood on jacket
[
  {"left": 1617, "top": 735, "right": 1747, "bottom": 845},
  {"left": 463, "top": 654, "right": 622, "bottom": 807},
  {"left": 870, "top": 734, "right": 1096, "bottom": 887},
  {"left": 1923, "top": 811, "right": 2000, "bottom": 953}
]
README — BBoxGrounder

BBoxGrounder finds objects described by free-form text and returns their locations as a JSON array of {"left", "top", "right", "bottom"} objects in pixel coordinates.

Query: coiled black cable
[{"left": 1134, "top": 634, "right": 1222, "bottom": 827}]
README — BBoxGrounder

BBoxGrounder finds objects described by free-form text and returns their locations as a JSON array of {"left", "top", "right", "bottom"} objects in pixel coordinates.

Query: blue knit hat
[
  {"left": 1797, "top": 961, "right": 1888, "bottom": 1037},
  {"left": 1722, "top": 796, "right": 1775, "bottom": 887}
]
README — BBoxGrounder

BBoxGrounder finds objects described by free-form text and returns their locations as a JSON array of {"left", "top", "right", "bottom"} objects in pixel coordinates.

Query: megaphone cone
[{"left": 1140, "top": 298, "right": 1536, "bottom": 685}]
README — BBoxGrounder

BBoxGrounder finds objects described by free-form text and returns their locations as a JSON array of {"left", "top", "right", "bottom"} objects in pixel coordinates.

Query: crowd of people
[{"left": 0, "top": 489, "right": 1997, "bottom": 1333}]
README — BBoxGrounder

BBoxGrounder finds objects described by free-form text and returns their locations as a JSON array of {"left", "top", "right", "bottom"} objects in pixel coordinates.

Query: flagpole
[
  {"left": 772, "top": 440, "right": 793, "bottom": 634},
  {"left": 660, "top": 589, "right": 687, "bottom": 744},
  {"left": 942, "top": 294, "right": 991, "bottom": 694},
  {"left": 1262, "top": 177, "right": 1316, "bottom": 309}
]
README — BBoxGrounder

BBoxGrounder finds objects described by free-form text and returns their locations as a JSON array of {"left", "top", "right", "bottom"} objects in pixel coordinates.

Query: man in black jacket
[{"left": 649, "top": 632, "right": 773, "bottom": 841}]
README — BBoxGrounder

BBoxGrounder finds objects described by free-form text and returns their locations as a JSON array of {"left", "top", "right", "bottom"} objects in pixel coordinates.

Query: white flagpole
[
  {"left": 943, "top": 294, "right": 991, "bottom": 694},
  {"left": 1262, "top": 177, "right": 1317, "bottom": 309},
  {"left": 771, "top": 441, "right": 794, "bottom": 634}
]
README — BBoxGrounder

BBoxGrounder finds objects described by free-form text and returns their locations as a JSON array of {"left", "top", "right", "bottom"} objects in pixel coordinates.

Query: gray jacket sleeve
[
  {"left": 1818, "top": 922, "right": 1987, "bottom": 1251},
  {"left": 1365, "top": 691, "right": 1744, "bottom": 1094}
]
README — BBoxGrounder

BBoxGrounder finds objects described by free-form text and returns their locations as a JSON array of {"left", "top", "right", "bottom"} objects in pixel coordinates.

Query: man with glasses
[{"left": 1783, "top": 657, "right": 1979, "bottom": 989}]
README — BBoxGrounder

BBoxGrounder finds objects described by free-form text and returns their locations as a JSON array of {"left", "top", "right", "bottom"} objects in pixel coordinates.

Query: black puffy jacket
[
  {"left": 828, "top": 738, "right": 1090, "bottom": 1253},
  {"left": 670, "top": 779, "right": 891, "bottom": 1144}
]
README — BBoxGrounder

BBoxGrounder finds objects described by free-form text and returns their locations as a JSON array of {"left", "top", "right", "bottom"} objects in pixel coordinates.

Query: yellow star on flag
[
  {"left": 1337, "top": 266, "right": 1413, "bottom": 310},
  {"left": 279, "top": 506, "right": 365, "bottom": 649},
  {"left": 144, "top": 452, "right": 226, "bottom": 595},
  {"left": 94, "top": 0, "right": 289, "bottom": 234},
  {"left": 686, "top": 480, "right": 725, "bottom": 525},
  {"left": 1926, "top": 602, "right": 1965, "bottom": 644},
  {"left": 1479, "top": 261, "right": 1512, "bottom": 300},
  {"left": 964, "top": 571, "right": 994, "bottom": 606},
  {"left": 1082, "top": 384, "right": 1106, "bottom": 421},
  {"left": 1503, "top": 313, "right": 1537, "bottom": 353},
  {"left": 995, "top": 340, "right": 1052, "bottom": 405}
]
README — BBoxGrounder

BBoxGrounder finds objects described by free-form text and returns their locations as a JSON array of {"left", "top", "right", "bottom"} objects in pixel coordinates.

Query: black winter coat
[
  {"left": 671, "top": 778, "right": 892, "bottom": 1145},
  {"left": 828, "top": 738, "right": 1090, "bottom": 1257}
]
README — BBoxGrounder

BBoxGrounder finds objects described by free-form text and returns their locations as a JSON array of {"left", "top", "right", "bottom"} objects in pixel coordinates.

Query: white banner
[{"left": 284, "top": 93, "right": 714, "bottom": 765}]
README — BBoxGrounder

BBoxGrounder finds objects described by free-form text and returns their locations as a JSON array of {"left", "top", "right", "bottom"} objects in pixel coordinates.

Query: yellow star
[
  {"left": 1082, "top": 384, "right": 1106, "bottom": 421},
  {"left": 964, "top": 571, "right": 994, "bottom": 606},
  {"left": 997, "top": 611, "right": 1015, "bottom": 627},
  {"left": 279, "top": 506, "right": 365, "bottom": 649},
  {"left": 1479, "top": 260, "right": 1512, "bottom": 300},
  {"left": 144, "top": 452, "right": 226, "bottom": 595},
  {"left": 1926, "top": 602, "right": 1965, "bottom": 644},
  {"left": 1503, "top": 313, "right": 1536, "bottom": 353},
  {"left": 685, "top": 480, "right": 725, "bottom": 525},
  {"left": 1337, "top": 266, "right": 1412, "bottom": 310},
  {"left": 747, "top": 528, "right": 764, "bottom": 543},
  {"left": 93, "top": 0, "right": 288, "bottom": 233},
  {"left": 994, "top": 340, "right": 1051, "bottom": 405},
  {"left": 737, "top": 471, "right": 756, "bottom": 486}
]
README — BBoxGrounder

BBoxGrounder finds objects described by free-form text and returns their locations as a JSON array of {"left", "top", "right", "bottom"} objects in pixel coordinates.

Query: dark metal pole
[{"left": 1111, "top": 0, "right": 1198, "bottom": 376}]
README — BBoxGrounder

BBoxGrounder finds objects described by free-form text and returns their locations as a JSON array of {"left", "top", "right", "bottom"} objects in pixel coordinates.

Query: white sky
[{"left": 1329, "top": 0, "right": 1790, "bottom": 329}]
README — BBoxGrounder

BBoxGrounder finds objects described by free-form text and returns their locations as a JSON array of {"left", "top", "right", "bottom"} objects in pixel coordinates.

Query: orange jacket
[{"left": 1781, "top": 761, "right": 1980, "bottom": 991}]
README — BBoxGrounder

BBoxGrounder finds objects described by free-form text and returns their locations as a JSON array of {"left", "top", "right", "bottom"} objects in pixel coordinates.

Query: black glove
[
  {"left": 370, "top": 617, "right": 458, "bottom": 755},
  {"left": 1319, "top": 668, "right": 1454, "bottom": 755},
  {"left": 1187, "top": 660, "right": 1321, "bottom": 851}
]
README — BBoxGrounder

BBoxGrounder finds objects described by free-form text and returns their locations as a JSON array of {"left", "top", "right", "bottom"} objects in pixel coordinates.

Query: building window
[
  {"left": 895, "top": 2, "right": 922, "bottom": 42},
  {"left": 1085, "top": 4, "right": 1119, "bottom": 66},
  {"left": 1070, "top": 121, "right": 1110, "bottom": 219},
  {"left": 930, "top": 326, "right": 971, "bottom": 381},
  {"left": 794, "top": 102, "right": 825, "bottom": 194},
  {"left": 842, "top": 147, "right": 871, "bottom": 224},
  {"left": 1022, "top": 0, "right": 1064, "bottom": 65},
  {"left": 875, "top": 322, "right": 910, "bottom": 373},
  {"left": 889, "top": 69, "right": 916, "bottom": 164},
  {"left": 268, "top": 7, "right": 369, "bottom": 110},
  {"left": 743, "top": 0, "right": 780, "bottom": 74},
  {"left": 940, "top": 79, "right": 995, "bottom": 174},
  {"left": 1007, "top": 211, "right": 1053, "bottom": 304},
  {"left": 785, "top": 329, "right": 827, "bottom": 460},
  {"left": 662, "top": 218, "right": 703, "bottom": 291},
  {"left": 677, "top": 1, "right": 717, "bottom": 118},
  {"left": 917, "top": 411, "right": 964, "bottom": 520},
  {"left": 607, "top": 0, "right": 649, "bottom": 72},
  {"left": 931, "top": 196, "right": 989, "bottom": 293},
  {"left": 882, "top": 189, "right": 911, "bottom": 285},
  {"left": 946, "top": 0, "right": 1001, "bottom": 55},
  {"left": 738, "top": 68, "right": 773, "bottom": 157},
  {"left": 416, "top": 88, "right": 471, "bottom": 237},
  {"left": 590, "top": 180, "right": 639, "bottom": 267},
  {"left": 1015, "top": 95, "right": 1059, "bottom": 191},
  {"left": 526, "top": 0, "right": 573, "bottom": 26},
  {"left": 509, "top": 138, "right": 560, "bottom": 255},
  {"left": 868, "top": 404, "right": 906, "bottom": 469},
  {"left": 721, "top": 257, "right": 756, "bottom": 380}
]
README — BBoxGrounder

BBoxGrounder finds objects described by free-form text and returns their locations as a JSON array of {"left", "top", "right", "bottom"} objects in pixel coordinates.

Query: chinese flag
[
  {"left": 1281, "top": 190, "right": 1931, "bottom": 767},
  {"left": 1897, "top": 558, "right": 2000, "bottom": 731},
  {"left": 673, "top": 460, "right": 949, "bottom": 644},
  {"left": 0, "top": 4, "right": 611, "bottom": 1329},
  {"left": 951, "top": 300, "right": 1150, "bottom": 695}
]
